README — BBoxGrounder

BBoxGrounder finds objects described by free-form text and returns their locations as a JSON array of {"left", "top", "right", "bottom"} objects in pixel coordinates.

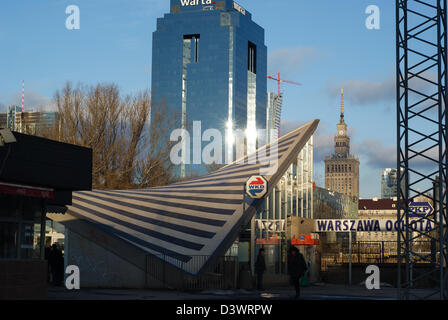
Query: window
[
  {"left": 0, "top": 195, "right": 44, "bottom": 259},
  {"left": 248, "top": 41, "right": 257, "bottom": 74},
  {"left": 0, "top": 222, "right": 19, "bottom": 259},
  {"left": 184, "top": 34, "right": 200, "bottom": 63}
]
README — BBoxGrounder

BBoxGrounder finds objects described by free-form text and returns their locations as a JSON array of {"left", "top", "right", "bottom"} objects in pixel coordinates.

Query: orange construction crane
[{"left": 267, "top": 73, "right": 301, "bottom": 96}]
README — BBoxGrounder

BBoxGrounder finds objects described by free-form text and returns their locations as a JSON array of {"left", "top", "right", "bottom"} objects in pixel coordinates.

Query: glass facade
[
  {"left": 0, "top": 194, "right": 45, "bottom": 260},
  {"left": 0, "top": 112, "right": 6, "bottom": 129},
  {"left": 6, "top": 106, "right": 21, "bottom": 130},
  {"left": 45, "top": 220, "right": 65, "bottom": 249},
  {"left": 266, "top": 92, "right": 282, "bottom": 142},
  {"left": 381, "top": 168, "right": 405, "bottom": 199},
  {"left": 152, "top": 0, "right": 267, "bottom": 176},
  {"left": 313, "top": 186, "right": 358, "bottom": 220},
  {"left": 252, "top": 136, "right": 314, "bottom": 275},
  {"left": 4, "top": 106, "right": 58, "bottom": 135}
]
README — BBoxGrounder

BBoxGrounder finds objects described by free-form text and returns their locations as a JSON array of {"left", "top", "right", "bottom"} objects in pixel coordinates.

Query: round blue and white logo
[{"left": 246, "top": 176, "right": 268, "bottom": 199}]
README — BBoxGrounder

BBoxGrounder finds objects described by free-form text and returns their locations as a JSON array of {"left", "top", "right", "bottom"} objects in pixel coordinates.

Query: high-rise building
[
  {"left": 6, "top": 106, "right": 21, "bottom": 130},
  {"left": 266, "top": 92, "right": 283, "bottom": 143},
  {"left": 381, "top": 168, "right": 405, "bottom": 199},
  {"left": 325, "top": 89, "right": 360, "bottom": 199},
  {"left": 5, "top": 106, "right": 57, "bottom": 135},
  {"left": 0, "top": 112, "right": 6, "bottom": 129},
  {"left": 151, "top": 0, "right": 267, "bottom": 177}
]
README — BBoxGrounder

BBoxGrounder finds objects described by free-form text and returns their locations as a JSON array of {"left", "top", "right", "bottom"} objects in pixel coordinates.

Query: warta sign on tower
[{"left": 180, "top": 0, "right": 215, "bottom": 6}]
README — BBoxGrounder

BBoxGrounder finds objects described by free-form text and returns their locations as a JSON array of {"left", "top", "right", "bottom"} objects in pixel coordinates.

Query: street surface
[{"left": 47, "top": 283, "right": 437, "bottom": 300}]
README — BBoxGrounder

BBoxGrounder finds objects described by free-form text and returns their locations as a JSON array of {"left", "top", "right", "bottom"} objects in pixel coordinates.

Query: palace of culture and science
[{"left": 325, "top": 89, "right": 360, "bottom": 199}]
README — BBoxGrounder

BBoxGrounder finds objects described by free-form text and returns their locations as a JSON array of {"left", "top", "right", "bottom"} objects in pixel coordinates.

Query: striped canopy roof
[{"left": 66, "top": 120, "right": 319, "bottom": 275}]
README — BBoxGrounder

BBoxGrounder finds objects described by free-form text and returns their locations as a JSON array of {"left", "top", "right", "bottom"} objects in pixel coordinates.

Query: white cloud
[
  {"left": 6, "top": 91, "right": 55, "bottom": 111},
  {"left": 354, "top": 139, "right": 396, "bottom": 168},
  {"left": 268, "top": 46, "right": 322, "bottom": 77},
  {"left": 327, "top": 77, "right": 395, "bottom": 105},
  {"left": 280, "top": 120, "right": 333, "bottom": 164},
  {"left": 353, "top": 138, "right": 442, "bottom": 170},
  {"left": 327, "top": 71, "right": 437, "bottom": 106}
]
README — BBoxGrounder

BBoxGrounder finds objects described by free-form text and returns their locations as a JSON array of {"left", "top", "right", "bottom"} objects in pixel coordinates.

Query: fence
[
  {"left": 146, "top": 254, "right": 238, "bottom": 291},
  {"left": 321, "top": 241, "right": 433, "bottom": 271}
]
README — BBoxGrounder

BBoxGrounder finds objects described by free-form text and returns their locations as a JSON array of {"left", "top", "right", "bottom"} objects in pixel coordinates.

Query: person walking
[
  {"left": 287, "top": 246, "right": 307, "bottom": 299},
  {"left": 254, "top": 248, "right": 266, "bottom": 291},
  {"left": 48, "top": 244, "right": 64, "bottom": 286}
]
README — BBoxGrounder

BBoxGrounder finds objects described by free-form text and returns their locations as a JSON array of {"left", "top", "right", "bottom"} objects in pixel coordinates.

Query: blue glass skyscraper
[{"left": 151, "top": 0, "right": 267, "bottom": 177}]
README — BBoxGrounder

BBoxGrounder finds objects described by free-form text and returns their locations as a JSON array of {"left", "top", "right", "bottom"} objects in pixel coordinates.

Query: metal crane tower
[{"left": 396, "top": 0, "right": 448, "bottom": 300}]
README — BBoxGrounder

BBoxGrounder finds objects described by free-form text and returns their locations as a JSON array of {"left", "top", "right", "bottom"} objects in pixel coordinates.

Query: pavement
[{"left": 46, "top": 283, "right": 439, "bottom": 300}]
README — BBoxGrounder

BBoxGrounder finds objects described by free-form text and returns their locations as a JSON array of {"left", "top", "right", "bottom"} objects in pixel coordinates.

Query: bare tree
[
  {"left": 40, "top": 82, "right": 178, "bottom": 190},
  {"left": 133, "top": 97, "right": 178, "bottom": 188}
]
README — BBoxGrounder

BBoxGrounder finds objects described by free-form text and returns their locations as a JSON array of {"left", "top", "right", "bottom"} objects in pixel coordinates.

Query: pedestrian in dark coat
[
  {"left": 287, "top": 246, "right": 307, "bottom": 298},
  {"left": 44, "top": 246, "right": 51, "bottom": 282},
  {"left": 48, "top": 244, "right": 64, "bottom": 286},
  {"left": 254, "top": 248, "right": 266, "bottom": 291}
]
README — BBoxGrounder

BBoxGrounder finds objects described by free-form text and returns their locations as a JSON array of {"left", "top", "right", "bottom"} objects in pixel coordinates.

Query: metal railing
[
  {"left": 321, "top": 241, "right": 434, "bottom": 271},
  {"left": 146, "top": 254, "right": 238, "bottom": 291}
]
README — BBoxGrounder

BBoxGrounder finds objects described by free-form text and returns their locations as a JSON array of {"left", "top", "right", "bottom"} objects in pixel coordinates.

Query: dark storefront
[{"left": 0, "top": 129, "right": 91, "bottom": 299}]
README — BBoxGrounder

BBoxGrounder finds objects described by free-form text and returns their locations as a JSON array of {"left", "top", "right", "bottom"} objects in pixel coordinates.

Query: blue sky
[{"left": 0, "top": 0, "right": 398, "bottom": 198}]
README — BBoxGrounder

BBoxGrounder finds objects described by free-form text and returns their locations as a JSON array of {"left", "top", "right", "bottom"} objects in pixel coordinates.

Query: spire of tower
[{"left": 340, "top": 88, "right": 344, "bottom": 123}]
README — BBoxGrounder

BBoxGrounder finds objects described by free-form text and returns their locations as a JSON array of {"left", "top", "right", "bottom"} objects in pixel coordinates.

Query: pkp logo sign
[
  {"left": 409, "top": 202, "right": 434, "bottom": 217},
  {"left": 246, "top": 176, "right": 268, "bottom": 199}
]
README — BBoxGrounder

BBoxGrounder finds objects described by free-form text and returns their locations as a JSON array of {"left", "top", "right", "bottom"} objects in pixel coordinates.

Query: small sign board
[
  {"left": 246, "top": 176, "right": 268, "bottom": 199},
  {"left": 314, "top": 219, "right": 436, "bottom": 233},
  {"left": 233, "top": 2, "right": 246, "bottom": 15},
  {"left": 291, "top": 234, "right": 320, "bottom": 246},
  {"left": 408, "top": 202, "right": 434, "bottom": 217},
  {"left": 256, "top": 219, "right": 285, "bottom": 232}
]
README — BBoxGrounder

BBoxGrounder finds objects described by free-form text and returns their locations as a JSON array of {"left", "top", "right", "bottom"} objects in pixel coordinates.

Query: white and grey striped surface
[{"left": 67, "top": 120, "right": 319, "bottom": 274}]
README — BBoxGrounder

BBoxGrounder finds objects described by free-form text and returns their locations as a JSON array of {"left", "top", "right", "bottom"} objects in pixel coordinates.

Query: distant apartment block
[
  {"left": 4, "top": 106, "right": 57, "bottom": 135},
  {"left": 0, "top": 111, "right": 6, "bottom": 129}
]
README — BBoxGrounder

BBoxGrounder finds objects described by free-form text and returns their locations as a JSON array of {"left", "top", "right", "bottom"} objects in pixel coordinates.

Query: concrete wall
[
  {"left": 66, "top": 230, "right": 148, "bottom": 288},
  {"left": 49, "top": 213, "right": 168, "bottom": 289}
]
